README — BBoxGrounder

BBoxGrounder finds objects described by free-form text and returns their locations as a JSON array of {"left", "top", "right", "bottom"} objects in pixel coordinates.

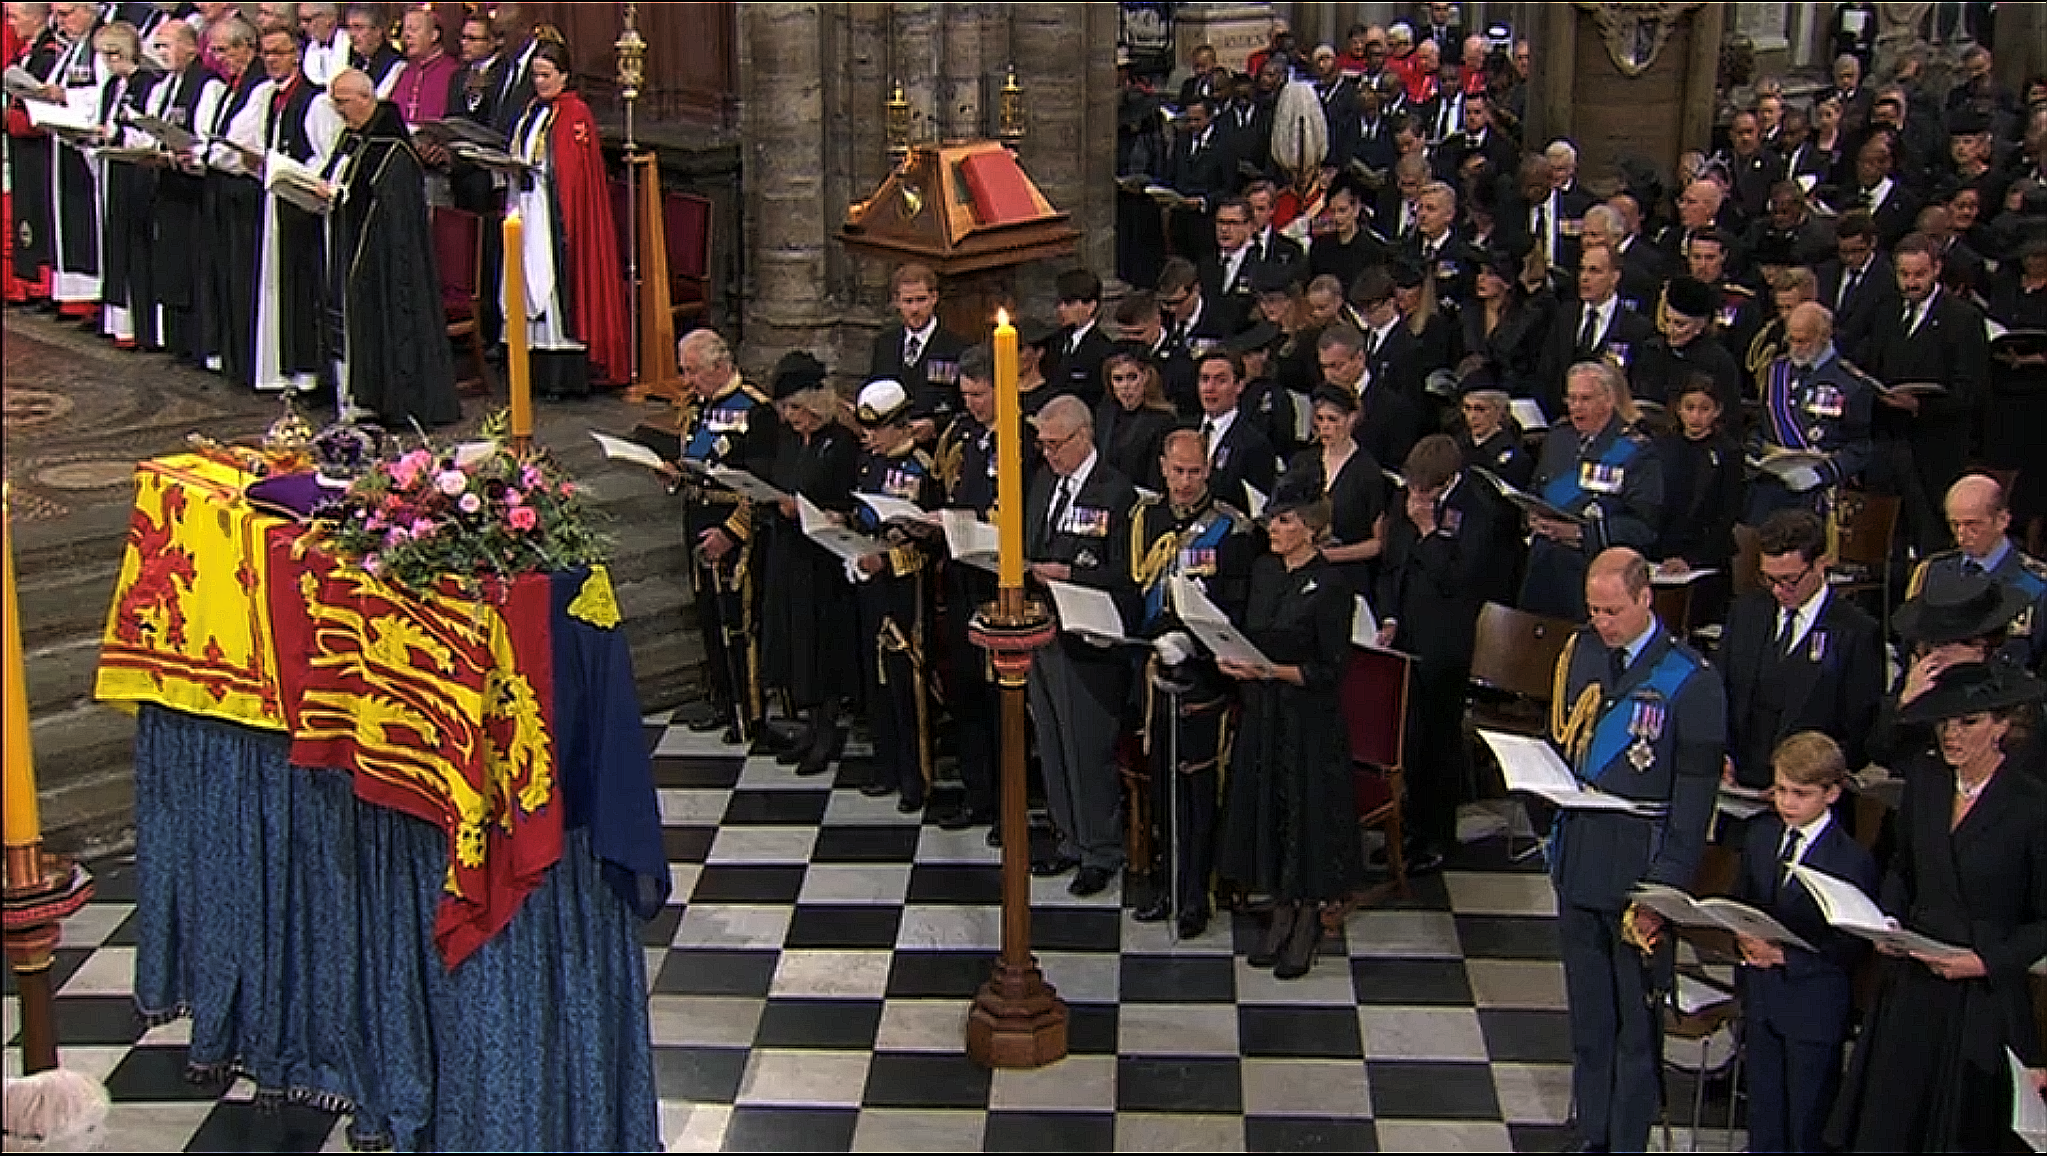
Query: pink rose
[
  {"left": 411, "top": 518, "right": 436, "bottom": 538},
  {"left": 508, "top": 505, "right": 539, "bottom": 532},
  {"left": 390, "top": 449, "right": 433, "bottom": 489},
  {"left": 459, "top": 493, "right": 483, "bottom": 515}
]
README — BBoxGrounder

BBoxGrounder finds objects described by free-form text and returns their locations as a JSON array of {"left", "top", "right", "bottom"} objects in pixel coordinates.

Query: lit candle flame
[{"left": 995, "top": 308, "right": 1008, "bottom": 327}]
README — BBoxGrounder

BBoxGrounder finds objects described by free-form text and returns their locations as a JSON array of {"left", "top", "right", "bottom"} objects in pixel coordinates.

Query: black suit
[
  {"left": 1352, "top": 377, "right": 1421, "bottom": 473},
  {"left": 1026, "top": 460, "right": 1141, "bottom": 874},
  {"left": 488, "top": 38, "right": 541, "bottom": 136},
  {"left": 1198, "top": 411, "right": 1279, "bottom": 510},
  {"left": 1730, "top": 816, "right": 1879, "bottom": 1154},
  {"left": 1377, "top": 472, "right": 1503, "bottom": 855},
  {"left": 1047, "top": 323, "right": 1116, "bottom": 410},
  {"left": 1814, "top": 254, "right": 1898, "bottom": 366},
  {"left": 1612, "top": 236, "right": 1666, "bottom": 315},
  {"left": 1536, "top": 299, "right": 1658, "bottom": 415},
  {"left": 1828, "top": 179, "right": 1919, "bottom": 249},
  {"left": 870, "top": 322, "right": 971, "bottom": 426},
  {"left": 1863, "top": 286, "right": 1990, "bottom": 552},
  {"left": 1718, "top": 589, "right": 1885, "bottom": 788},
  {"left": 1199, "top": 246, "right": 1264, "bottom": 337}
]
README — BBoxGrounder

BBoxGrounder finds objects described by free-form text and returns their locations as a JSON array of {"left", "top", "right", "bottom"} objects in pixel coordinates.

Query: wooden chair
[
  {"left": 1467, "top": 601, "right": 1578, "bottom": 736},
  {"left": 1653, "top": 582, "right": 1695, "bottom": 638},
  {"left": 430, "top": 206, "right": 492, "bottom": 397},
  {"left": 1328, "top": 646, "right": 1415, "bottom": 924},
  {"left": 1661, "top": 967, "right": 1744, "bottom": 1153},
  {"left": 1827, "top": 490, "right": 1901, "bottom": 641},
  {"left": 662, "top": 190, "right": 713, "bottom": 331}
]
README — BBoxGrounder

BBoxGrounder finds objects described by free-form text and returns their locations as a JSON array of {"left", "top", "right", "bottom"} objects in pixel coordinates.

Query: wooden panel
[{"left": 525, "top": 2, "right": 736, "bottom": 128}]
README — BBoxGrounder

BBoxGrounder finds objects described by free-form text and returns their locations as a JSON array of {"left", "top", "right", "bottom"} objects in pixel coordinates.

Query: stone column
[
  {"left": 1011, "top": 3, "right": 1117, "bottom": 311},
  {"left": 736, "top": 3, "right": 834, "bottom": 379}
]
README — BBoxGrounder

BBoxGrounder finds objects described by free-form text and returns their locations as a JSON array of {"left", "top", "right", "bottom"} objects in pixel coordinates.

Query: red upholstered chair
[
  {"left": 662, "top": 190, "right": 712, "bottom": 330},
  {"left": 430, "top": 206, "right": 492, "bottom": 397},
  {"left": 1326, "top": 645, "right": 1414, "bottom": 926}
]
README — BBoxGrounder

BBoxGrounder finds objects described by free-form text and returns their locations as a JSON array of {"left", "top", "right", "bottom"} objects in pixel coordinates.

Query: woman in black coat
[
  {"left": 1651, "top": 375, "right": 1743, "bottom": 620},
  {"left": 1094, "top": 352, "right": 1176, "bottom": 492},
  {"left": 1215, "top": 493, "right": 1366, "bottom": 981},
  {"left": 1455, "top": 248, "right": 1556, "bottom": 400},
  {"left": 1278, "top": 385, "right": 1387, "bottom": 596},
  {"left": 1830, "top": 662, "right": 2047, "bottom": 1152},
  {"left": 757, "top": 360, "right": 861, "bottom": 774}
]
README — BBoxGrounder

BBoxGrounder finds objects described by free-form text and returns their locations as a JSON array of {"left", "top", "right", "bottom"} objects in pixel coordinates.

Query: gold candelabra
[
  {"left": 886, "top": 78, "right": 912, "bottom": 165},
  {"left": 998, "top": 63, "right": 1025, "bottom": 149}
]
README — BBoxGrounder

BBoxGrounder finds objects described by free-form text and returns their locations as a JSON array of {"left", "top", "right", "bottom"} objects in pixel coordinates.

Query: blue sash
[
  {"left": 1582, "top": 641, "right": 1697, "bottom": 787},
  {"left": 1142, "top": 513, "right": 1235, "bottom": 627},
  {"left": 1763, "top": 359, "right": 1810, "bottom": 451},
  {"left": 683, "top": 395, "right": 758, "bottom": 463},
  {"left": 1540, "top": 434, "right": 1640, "bottom": 513}
]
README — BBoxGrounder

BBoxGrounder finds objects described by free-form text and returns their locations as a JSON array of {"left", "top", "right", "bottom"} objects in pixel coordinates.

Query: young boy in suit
[{"left": 1731, "top": 731, "right": 1880, "bottom": 1153}]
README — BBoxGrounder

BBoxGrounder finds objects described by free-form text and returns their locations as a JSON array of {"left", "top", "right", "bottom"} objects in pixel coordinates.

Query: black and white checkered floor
[{"left": 3, "top": 714, "right": 1749, "bottom": 1152}]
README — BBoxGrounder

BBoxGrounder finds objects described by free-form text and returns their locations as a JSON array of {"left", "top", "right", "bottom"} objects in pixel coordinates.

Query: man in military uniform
[
  {"left": 1744, "top": 303, "right": 1873, "bottom": 525},
  {"left": 870, "top": 262, "right": 969, "bottom": 440},
  {"left": 848, "top": 379, "right": 943, "bottom": 812},
  {"left": 673, "top": 328, "right": 779, "bottom": 740},
  {"left": 1683, "top": 230, "right": 1763, "bottom": 388},
  {"left": 1129, "top": 430, "right": 1255, "bottom": 936},
  {"left": 930, "top": 346, "right": 1040, "bottom": 836},
  {"left": 1907, "top": 474, "right": 2047, "bottom": 673},
  {"left": 1027, "top": 395, "right": 1143, "bottom": 897},
  {"left": 1545, "top": 548, "right": 1726, "bottom": 1154},
  {"left": 1520, "top": 363, "right": 1664, "bottom": 620}
]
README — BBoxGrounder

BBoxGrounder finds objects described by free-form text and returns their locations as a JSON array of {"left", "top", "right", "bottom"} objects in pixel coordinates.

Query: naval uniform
[
  {"left": 677, "top": 375, "right": 779, "bottom": 732},
  {"left": 849, "top": 443, "right": 942, "bottom": 808},
  {"left": 1130, "top": 489, "right": 1254, "bottom": 919}
]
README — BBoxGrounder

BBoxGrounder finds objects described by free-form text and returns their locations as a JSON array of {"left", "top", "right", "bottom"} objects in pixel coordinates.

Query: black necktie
[
  {"left": 1901, "top": 302, "right": 1919, "bottom": 334},
  {"left": 903, "top": 333, "right": 923, "bottom": 367},
  {"left": 1532, "top": 203, "right": 1548, "bottom": 258},
  {"left": 1578, "top": 307, "right": 1600, "bottom": 353},
  {"left": 1962, "top": 557, "right": 1984, "bottom": 576},
  {"left": 1837, "top": 267, "right": 1860, "bottom": 311},
  {"left": 1364, "top": 328, "right": 1381, "bottom": 362},
  {"left": 1047, "top": 477, "right": 1072, "bottom": 534},
  {"left": 1775, "top": 827, "right": 1803, "bottom": 898},
  {"left": 1608, "top": 646, "right": 1628, "bottom": 686},
  {"left": 1775, "top": 610, "right": 1797, "bottom": 657}
]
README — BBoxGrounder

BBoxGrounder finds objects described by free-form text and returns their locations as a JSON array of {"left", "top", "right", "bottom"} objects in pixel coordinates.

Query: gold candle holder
[
  {"left": 998, "top": 64, "right": 1025, "bottom": 149},
  {"left": 886, "top": 78, "right": 911, "bottom": 164}
]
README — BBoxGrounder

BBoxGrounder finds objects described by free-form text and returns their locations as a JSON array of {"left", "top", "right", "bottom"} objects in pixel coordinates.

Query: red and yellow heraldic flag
[
  {"left": 267, "top": 540, "right": 563, "bottom": 968},
  {"left": 95, "top": 456, "right": 290, "bottom": 731}
]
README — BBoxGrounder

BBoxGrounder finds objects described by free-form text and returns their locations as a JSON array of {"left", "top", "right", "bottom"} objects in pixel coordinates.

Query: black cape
[{"left": 325, "top": 101, "right": 459, "bottom": 427}]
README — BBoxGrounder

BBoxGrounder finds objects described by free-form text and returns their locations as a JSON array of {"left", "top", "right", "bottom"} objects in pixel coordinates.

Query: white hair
[{"left": 1544, "top": 140, "right": 1578, "bottom": 167}]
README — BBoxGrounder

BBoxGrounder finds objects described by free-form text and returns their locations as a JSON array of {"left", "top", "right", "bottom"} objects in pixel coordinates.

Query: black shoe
[
  {"left": 1068, "top": 866, "right": 1114, "bottom": 897},
  {"left": 675, "top": 699, "right": 721, "bottom": 730},
  {"left": 683, "top": 704, "right": 728, "bottom": 733},
  {"left": 1132, "top": 893, "right": 1172, "bottom": 923},
  {"left": 933, "top": 805, "right": 991, "bottom": 831},
  {"left": 1029, "top": 853, "right": 1079, "bottom": 878},
  {"left": 896, "top": 794, "right": 925, "bottom": 815},
  {"left": 985, "top": 825, "right": 1003, "bottom": 849},
  {"left": 1176, "top": 907, "right": 1210, "bottom": 939},
  {"left": 859, "top": 780, "right": 896, "bottom": 798},
  {"left": 793, "top": 747, "right": 834, "bottom": 776},
  {"left": 1406, "top": 847, "right": 1446, "bottom": 877},
  {"left": 1558, "top": 1141, "right": 1609, "bottom": 1154}
]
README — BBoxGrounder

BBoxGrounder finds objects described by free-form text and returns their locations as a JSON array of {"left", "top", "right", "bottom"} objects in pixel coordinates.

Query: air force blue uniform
[
  {"left": 1546, "top": 621, "right": 1726, "bottom": 1152},
  {"left": 1518, "top": 418, "right": 1664, "bottom": 619}
]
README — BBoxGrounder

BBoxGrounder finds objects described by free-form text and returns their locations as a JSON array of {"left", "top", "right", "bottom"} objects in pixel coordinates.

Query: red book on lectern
[{"left": 959, "top": 151, "right": 1041, "bottom": 225}]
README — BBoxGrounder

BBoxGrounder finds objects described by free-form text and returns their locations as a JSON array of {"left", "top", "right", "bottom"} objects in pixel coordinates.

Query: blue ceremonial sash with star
[
  {"left": 1582, "top": 645, "right": 1697, "bottom": 787},
  {"left": 1540, "top": 435, "right": 1642, "bottom": 512},
  {"left": 1764, "top": 359, "right": 1814, "bottom": 451}
]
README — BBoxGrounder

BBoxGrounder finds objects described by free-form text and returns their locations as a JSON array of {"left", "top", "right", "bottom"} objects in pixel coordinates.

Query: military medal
[
  {"left": 1808, "top": 630, "right": 1827, "bottom": 664},
  {"left": 1626, "top": 696, "right": 1665, "bottom": 772}
]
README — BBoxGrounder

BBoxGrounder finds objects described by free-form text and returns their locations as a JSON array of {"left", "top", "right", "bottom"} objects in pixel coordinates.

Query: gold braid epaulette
[{"left": 1550, "top": 633, "right": 1602, "bottom": 769}]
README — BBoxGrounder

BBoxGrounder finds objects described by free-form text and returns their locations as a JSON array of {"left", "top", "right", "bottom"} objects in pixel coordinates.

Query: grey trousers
[{"left": 1027, "top": 641, "right": 1129, "bottom": 872}]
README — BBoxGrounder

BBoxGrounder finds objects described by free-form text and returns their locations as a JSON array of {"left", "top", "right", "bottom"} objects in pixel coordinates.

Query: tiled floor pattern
[{"left": 3, "top": 718, "right": 1747, "bottom": 1152}]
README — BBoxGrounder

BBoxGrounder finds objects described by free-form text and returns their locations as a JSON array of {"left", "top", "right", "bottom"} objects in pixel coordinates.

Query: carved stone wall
[{"left": 735, "top": 4, "right": 1115, "bottom": 388}]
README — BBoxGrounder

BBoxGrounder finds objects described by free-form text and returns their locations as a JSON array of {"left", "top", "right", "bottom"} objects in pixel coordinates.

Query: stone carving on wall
[{"left": 1572, "top": 1, "right": 1705, "bottom": 78}]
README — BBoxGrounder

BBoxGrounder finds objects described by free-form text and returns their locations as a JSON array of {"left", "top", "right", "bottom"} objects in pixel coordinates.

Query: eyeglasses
[
  {"left": 1037, "top": 428, "right": 1085, "bottom": 455},
  {"left": 1759, "top": 561, "right": 1816, "bottom": 591}
]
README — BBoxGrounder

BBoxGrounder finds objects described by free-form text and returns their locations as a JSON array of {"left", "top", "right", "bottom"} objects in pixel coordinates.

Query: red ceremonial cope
[
  {"left": 266, "top": 535, "right": 564, "bottom": 968},
  {"left": 543, "top": 92, "right": 630, "bottom": 388}
]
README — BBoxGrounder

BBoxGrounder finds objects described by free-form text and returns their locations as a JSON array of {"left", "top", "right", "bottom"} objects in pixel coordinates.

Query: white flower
[{"left": 436, "top": 470, "right": 468, "bottom": 496}]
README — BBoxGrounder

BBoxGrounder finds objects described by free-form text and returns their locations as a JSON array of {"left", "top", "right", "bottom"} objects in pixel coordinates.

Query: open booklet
[
  {"left": 1168, "top": 575, "right": 1273, "bottom": 667},
  {"left": 1629, "top": 883, "right": 1814, "bottom": 951},
  {"left": 590, "top": 430, "right": 670, "bottom": 472},
  {"left": 26, "top": 98, "right": 96, "bottom": 138},
  {"left": 1044, "top": 579, "right": 1140, "bottom": 646},
  {"left": 1476, "top": 729, "right": 1665, "bottom": 814},
  {"left": 3, "top": 63, "right": 54, "bottom": 101},
  {"left": 936, "top": 508, "right": 999, "bottom": 573},
  {"left": 2010, "top": 1047, "right": 2047, "bottom": 1152},
  {"left": 1714, "top": 782, "right": 1772, "bottom": 821},
  {"left": 1788, "top": 864, "right": 1970, "bottom": 958},
  {"left": 798, "top": 495, "right": 885, "bottom": 564},
  {"left": 1651, "top": 566, "right": 1718, "bottom": 588},
  {"left": 126, "top": 110, "right": 199, "bottom": 152},
  {"left": 1510, "top": 398, "right": 1549, "bottom": 432},
  {"left": 854, "top": 492, "right": 933, "bottom": 527},
  {"left": 710, "top": 466, "right": 787, "bottom": 504},
  {"left": 1875, "top": 379, "right": 1948, "bottom": 399},
  {"left": 1471, "top": 467, "right": 1585, "bottom": 525},
  {"left": 265, "top": 150, "right": 331, "bottom": 215}
]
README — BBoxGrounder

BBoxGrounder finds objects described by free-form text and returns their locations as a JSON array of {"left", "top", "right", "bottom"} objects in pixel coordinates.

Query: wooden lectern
[{"left": 840, "top": 142, "right": 1079, "bottom": 338}]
